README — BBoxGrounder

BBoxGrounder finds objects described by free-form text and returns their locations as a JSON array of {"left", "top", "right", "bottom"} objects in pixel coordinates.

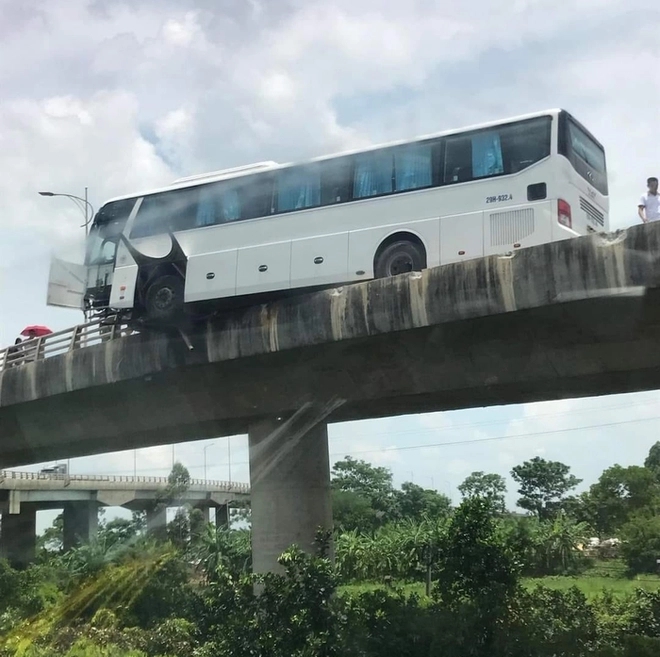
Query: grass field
[
  {"left": 340, "top": 562, "right": 660, "bottom": 600},
  {"left": 522, "top": 574, "right": 660, "bottom": 599}
]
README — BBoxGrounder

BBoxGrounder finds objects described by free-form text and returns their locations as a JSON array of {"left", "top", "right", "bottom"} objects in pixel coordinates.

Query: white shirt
[{"left": 640, "top": 192, "right": 660, "bottom": 222}]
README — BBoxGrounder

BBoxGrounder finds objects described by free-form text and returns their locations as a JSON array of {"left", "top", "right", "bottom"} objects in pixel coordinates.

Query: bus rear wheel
[
  {"left": 374, "top": 240, "right": 426, "bottom": 278},
  {"left": 145, "top": 275, "right": 184, "bottom": 323}
]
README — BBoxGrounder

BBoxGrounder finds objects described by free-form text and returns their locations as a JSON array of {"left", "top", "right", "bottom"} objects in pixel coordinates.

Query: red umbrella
[{"left": 20, "top": 325, "right": 53, "bottom": 338}]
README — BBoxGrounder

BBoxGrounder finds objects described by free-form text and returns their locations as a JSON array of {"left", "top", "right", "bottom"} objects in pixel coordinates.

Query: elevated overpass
[
  {"left": 0, "top": 470, "right": 249, "bottom": 566},
  {"left": 2, "top": 222, "right": 660, "bottom": 571}
]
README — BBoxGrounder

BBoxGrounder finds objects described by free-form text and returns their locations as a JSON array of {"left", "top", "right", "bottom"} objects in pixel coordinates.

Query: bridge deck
[{"left": 1, "top": 224, "right": 660, "bottom": 467}]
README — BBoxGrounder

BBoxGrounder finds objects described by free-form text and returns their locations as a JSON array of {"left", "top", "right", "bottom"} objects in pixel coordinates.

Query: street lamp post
[
  {"left": 203, "top": 443, "right": 215, "bottom": 481},
  {"left": 38, "top": 188, "right": 95, "bottom": 323},
  {"left": 38, "top": 188, "right": 95, "bottom": 236},
  {"left": 227, "top": 436, "right": 232, "bottom": 483},
  {"left": 203, "top": 439, "right": 231, "bottom": 483}
]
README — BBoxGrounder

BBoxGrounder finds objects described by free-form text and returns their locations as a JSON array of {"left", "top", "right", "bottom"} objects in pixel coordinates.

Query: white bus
[{"left": 48, "top": 108, "right": 608, "bottom": 324}]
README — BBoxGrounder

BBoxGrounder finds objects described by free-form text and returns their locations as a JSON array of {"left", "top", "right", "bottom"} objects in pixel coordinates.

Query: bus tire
[
  {"left": 374, "top": 240, "right": 425, "bottom": 279},
  {"left": 145, "top": 275, "right": 184, "bottom": 323}
]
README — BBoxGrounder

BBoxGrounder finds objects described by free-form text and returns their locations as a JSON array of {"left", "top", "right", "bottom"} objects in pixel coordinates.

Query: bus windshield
[{"left": 86, "top": 200, "right": 135, "bottom": 265}]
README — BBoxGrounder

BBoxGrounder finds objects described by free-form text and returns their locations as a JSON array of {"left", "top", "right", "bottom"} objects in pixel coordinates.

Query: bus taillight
[{"left": 558, "top": 199, "right": 572, "bottom": 229}]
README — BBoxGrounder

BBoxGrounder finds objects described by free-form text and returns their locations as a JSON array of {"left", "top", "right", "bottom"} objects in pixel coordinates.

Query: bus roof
[{"left": 103, "top": 108, "right": 563, "bottom": 206}]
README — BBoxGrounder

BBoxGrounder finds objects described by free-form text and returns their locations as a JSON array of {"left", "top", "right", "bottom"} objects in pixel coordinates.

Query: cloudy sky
[{"left": 1, "top": 0, "right": 659, "bottom": 528}]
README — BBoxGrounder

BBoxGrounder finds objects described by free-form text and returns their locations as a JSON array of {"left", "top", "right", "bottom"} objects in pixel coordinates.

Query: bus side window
[
  {"left": 130, "top": 195, "right": 164, "bottom": 238},
  {"left": 500, "top": 117, "right": 551, "bottom": 174},
  {"left": 444, "top": 137, "right": 472, "bottom": 183},
  {"left": 167, "top": 188, "right": 200, "bottom": 232},
  {"left": 240, "top": 174, "right": 273, "bottom": 221},
  {"left": 471, "top": 131, "right": 504, "bottom": 178},
  {"left": 276, "top": 167, "right": 321, "bottom": 213},
  {"left": 353, "top": 151, "right": 394, "bottom": 199},
  {"left": 130, "top": 188, "right": 199, "bottom": 237},
  {"left": 320, "top": 158, "right": 352, "bottom": 205},
  {"left": 220, "top": 187, "right": 241, "bottom": 222},
  {"left": 196, "top": 187, "right": 216, "bottom": 227},
  {"left": 394, "top": 144, "right": 432, "bottom": 192}
]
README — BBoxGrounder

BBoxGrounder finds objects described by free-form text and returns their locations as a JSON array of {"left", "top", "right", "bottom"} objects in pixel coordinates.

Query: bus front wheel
[
  {"left": 374, "top": 240, "right": 425, "bottom": 279},
  {"left": 145, "top": 275, "right": 184, "bottom": 323}
]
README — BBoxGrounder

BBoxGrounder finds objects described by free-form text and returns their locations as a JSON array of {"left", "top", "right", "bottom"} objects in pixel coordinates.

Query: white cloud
[{"left": 162, "top": 12, "right": 200, "bottom": 47}]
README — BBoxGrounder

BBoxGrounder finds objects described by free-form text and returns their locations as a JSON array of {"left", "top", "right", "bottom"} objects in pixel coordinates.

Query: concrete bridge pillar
[
  {"left": 62, "top": 502, "right": 99, "bottom": 550},
  {"left": 0, "top": 506, "right": 37, "bottom": 567},
  {"left": 248, "top": 413, "right": 332, "bottom": 574},
  {"left": 146, "top": 506, "right": 167, "bottom": 536},
  {"left": 215, "top": 504, "right": 229, "bottom": 529}
]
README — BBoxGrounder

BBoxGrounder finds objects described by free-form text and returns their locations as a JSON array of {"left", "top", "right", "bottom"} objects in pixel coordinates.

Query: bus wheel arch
[
  {"left": 144, "top": 274, "right": 185, "bottom": 323},
  {"left": 136, "top": 263, "right": 186, "bottom": 322},
  {"left": 373, "top": 232, "right": 427, "bottom": 279}
]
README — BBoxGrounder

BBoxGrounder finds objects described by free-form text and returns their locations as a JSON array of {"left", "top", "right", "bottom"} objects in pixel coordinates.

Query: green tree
[
  {"left": 511, "top": 457, "right": 581, "bottom": 520},
  {"left": 332, "top": 490, "right": 382, "bottom": 532},
  {"left": 395, "top": 482, "right": 451, "bottom": 521},
  {"left": 432, "top": 498, "right": 519, "bottom": 656},
  {"left": 189, "top": 508, "right": 208, "bottom": 543},
  {"left": 97, "top": 516, "right": 143, "bottom": 550},
  {"left": 435, "top": 498, "right": 519, "bottom": 603},
  {"left": 644, "top": 441, "right": 660, "bottom": 479},
  {"left": 192, "top": 525, "right": 251, "bottom": 581},
  {"left": 197, "top": 539, "right": 349, "bottom": 657},
  {"left": 331, "top": 457, "right": 396, "bottom": 530},
  {"left": 167, "top": 462, "right": 191, "bottom": 503},
  {"left": 458, "top": 471, "right": 507, "bottom": 513},
  {"left": 148, "top": 462, "right": 192, "bottom": 541},
  {"left": 331, "top": 457, "right": 394, "bottom": 501},
  {"left": 619, "top": 512, "right": 660, "bottom": 574},
  {"left": 37, "top": 513, "right": 64, "bottom": 554},
  {"left": 581, "top": 465, "right": 660, "bottom": 536},
  {"left": 168, "top": 508, "right": 191, "bottom": 549}
]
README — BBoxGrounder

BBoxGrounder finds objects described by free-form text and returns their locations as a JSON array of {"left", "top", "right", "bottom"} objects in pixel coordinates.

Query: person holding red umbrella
[
  {"left": 20, "top": 325, "right": 53, "bottom": 339},
  {"left": 11, "top": 325, "right": 53, "bottom": 365}
]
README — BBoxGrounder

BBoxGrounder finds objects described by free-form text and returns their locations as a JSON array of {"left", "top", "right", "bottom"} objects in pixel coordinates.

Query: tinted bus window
[
  {"left": 559, "top": 113, "right": 608, "bottom": 195},
  {"left": 353, "top": 151, "right": 394, "bottom": 199},
  {"left": 444, "top": 117, "right": 551, "bottom": 184},
  {"left": 500, "top": 116, "right": 551, "bottom": 174},
  {"left": 130, "top": 188, "right": 198, "bottom": 238},
  {"left": 394, "top": 144, "right": 432, "bottom": 191},
  {"left": 320, "top": 157, "right": 352, "bottom": 205},
  {"left": 276, "top": 168, "right": 321, "bottom": 212}
]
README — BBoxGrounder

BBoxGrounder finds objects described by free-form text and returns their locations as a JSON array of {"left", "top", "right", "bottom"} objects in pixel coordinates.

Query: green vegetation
[{"left": 4, "top": 442, "right": 660, "bottom": 656}]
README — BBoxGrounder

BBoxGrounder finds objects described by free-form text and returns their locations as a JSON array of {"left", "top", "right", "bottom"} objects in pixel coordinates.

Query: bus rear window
[
  {"left": 568, "top": 122, "right": 606, "bottom": 174},
  {"left": 560, "top": 114, "right": 608, "bottom": 195}
]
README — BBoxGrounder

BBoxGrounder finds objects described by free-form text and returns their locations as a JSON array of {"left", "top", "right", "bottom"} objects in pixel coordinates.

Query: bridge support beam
[
  {"left": 248, "top": 414, "right": 332, "bottom": 574},
  {"left": 62, "top": 502, "right": 98, "bottom": 551},
  {"left": 0, "top": 506, "right": 37, "bottom": 567}
]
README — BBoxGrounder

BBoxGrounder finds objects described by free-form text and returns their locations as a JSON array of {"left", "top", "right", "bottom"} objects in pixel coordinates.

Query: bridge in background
[
  {"left": 0, "top": 470, "right": 249, "bottom": 566},
  {"left": 2, "top": 223, "right": 660, "bottom": 572}
]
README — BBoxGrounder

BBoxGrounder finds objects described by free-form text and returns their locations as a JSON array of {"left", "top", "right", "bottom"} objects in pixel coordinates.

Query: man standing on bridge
[{"left": 638, "top": 177, "right": 659, "bottom": 223}]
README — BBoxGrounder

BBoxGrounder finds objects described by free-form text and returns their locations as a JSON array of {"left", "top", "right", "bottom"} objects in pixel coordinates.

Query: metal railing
[
  {"left": 0, "top": 319, "right": 135, "bottom": 373},
  {"left": 0, "top": 469, "right": 250, "bottom": 493}
]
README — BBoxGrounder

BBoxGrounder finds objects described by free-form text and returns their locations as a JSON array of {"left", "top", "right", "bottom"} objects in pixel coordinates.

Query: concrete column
[
  {"left": 146, "top": 506, "right": 167, "bottom": 536},
  {"left": 248, "top": 416, "right": 332, "bottom": 574},
  {"left": 200, "top": 506, "right": 211, "bottom": 524},
  {"left": 62, "top": 502, "right": 99, "bottom": 551},
  {"left": 215, "top": 504, "right": 229, "bottom": 529},
  {"left": 0, "top": 507, "right": 37, "bottom": 567}
]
